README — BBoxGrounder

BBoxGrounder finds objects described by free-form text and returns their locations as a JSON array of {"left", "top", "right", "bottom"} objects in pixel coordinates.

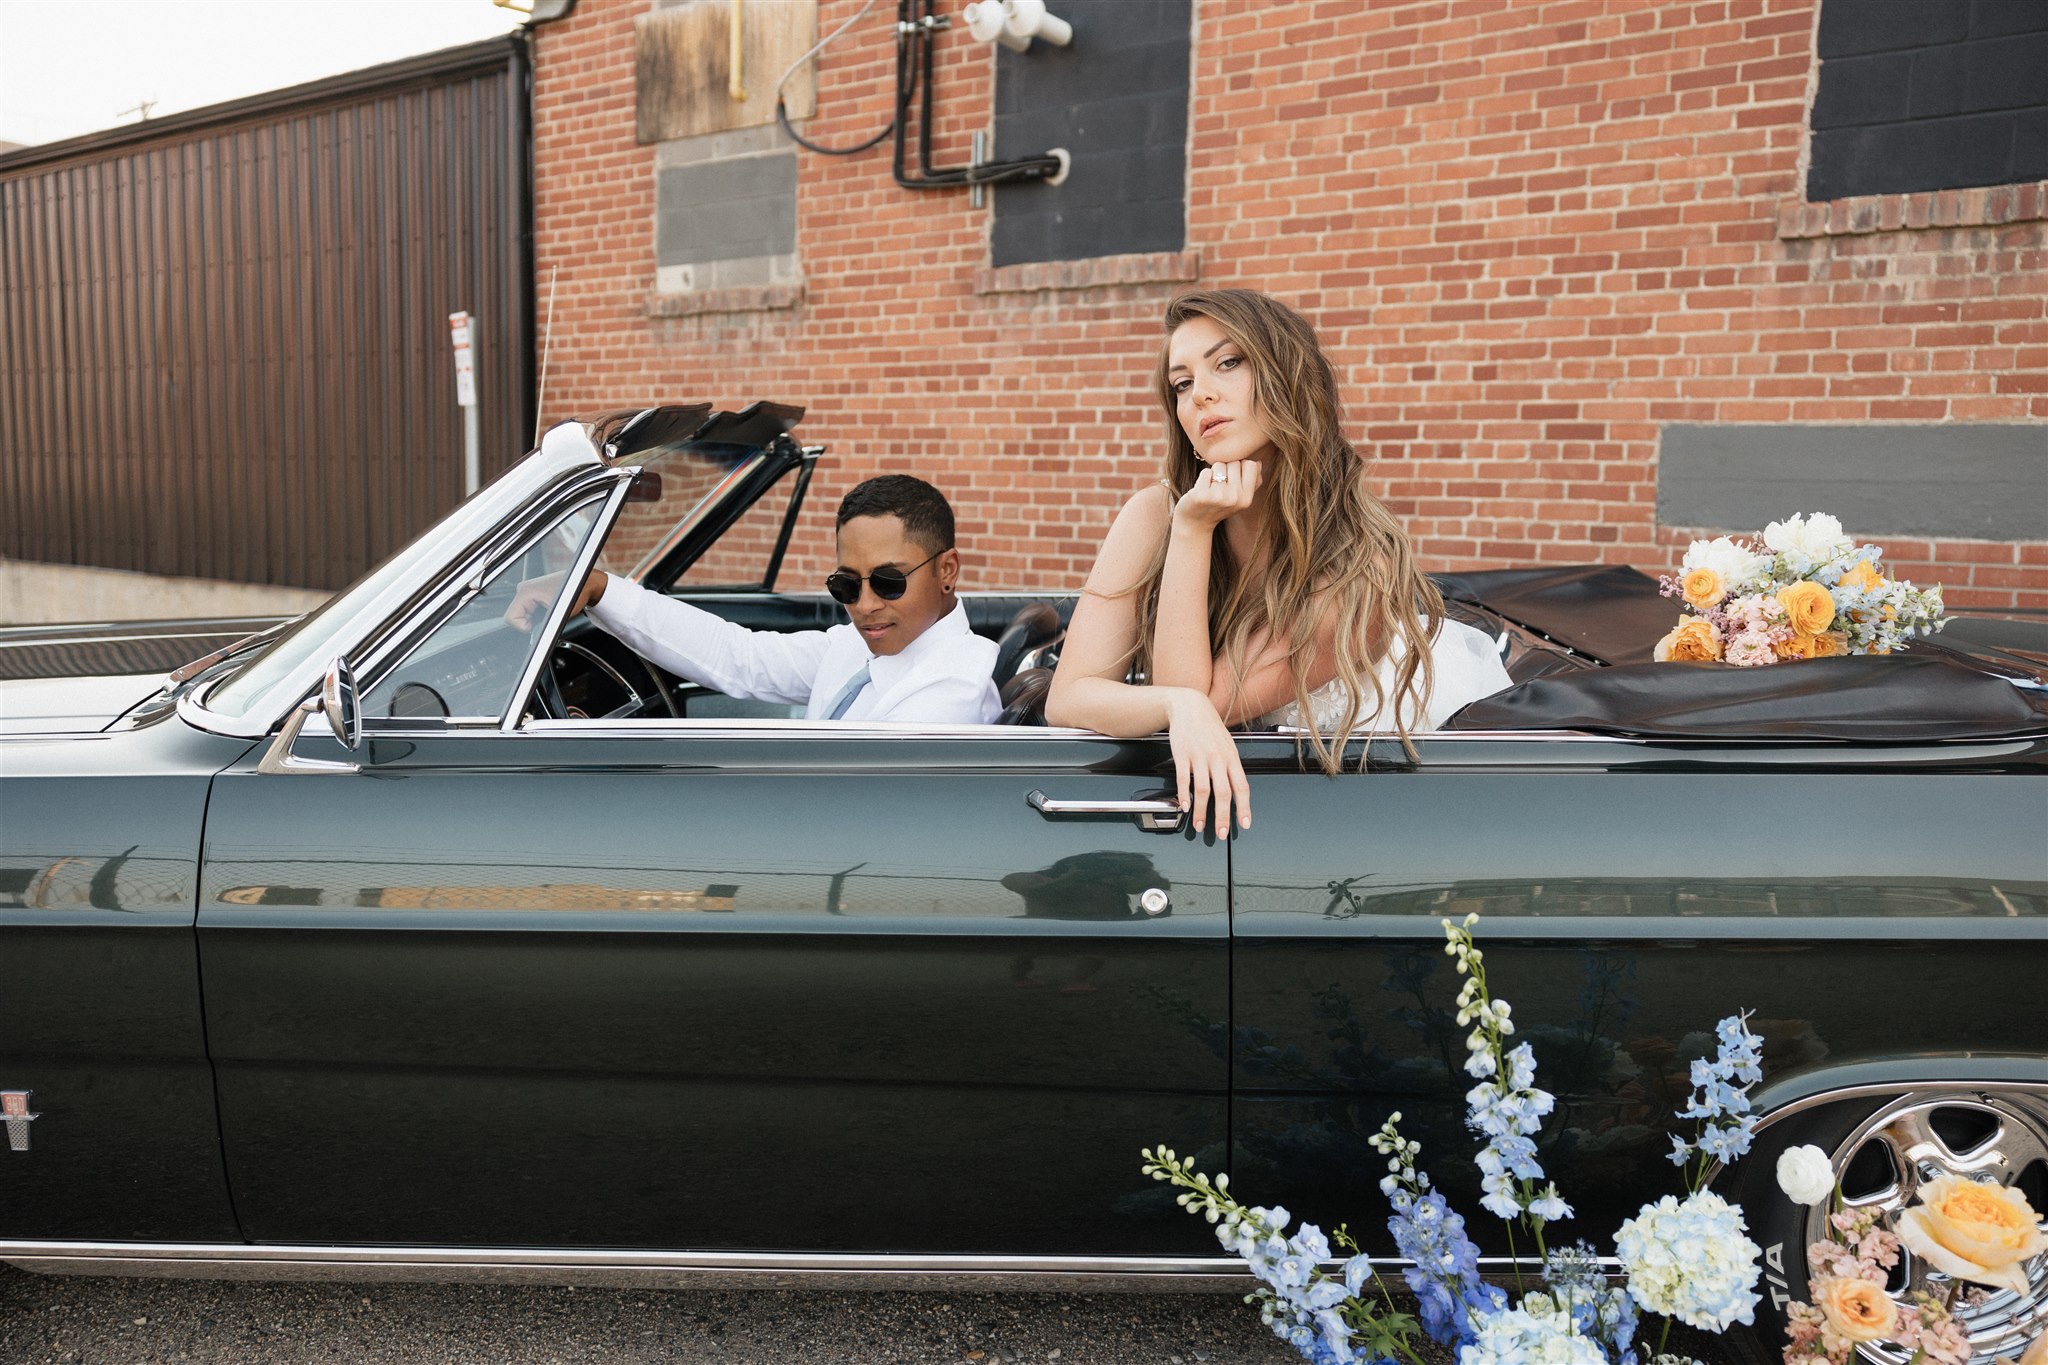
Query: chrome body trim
[
  {"left": 0, "top": 1241, "right": 1562, "bottom": 1291},
  {"left": 0, "top": 1242, "right": 1252, "bottom": 1290}
]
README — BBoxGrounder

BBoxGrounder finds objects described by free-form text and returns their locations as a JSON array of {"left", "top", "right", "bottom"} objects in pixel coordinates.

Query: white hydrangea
[
  {"left": 1458, "top": 1302, "right": 1607, "bottom": 1365},
  {"left": 1761, "top": 512, "right": 1853, "bottom": 566},
  {"left": 1679, "top": 536, "right": 1768, "bottom": 591},
  {"left": 1615, "top": 1190, "right": 1762, "bottom": 1332}
]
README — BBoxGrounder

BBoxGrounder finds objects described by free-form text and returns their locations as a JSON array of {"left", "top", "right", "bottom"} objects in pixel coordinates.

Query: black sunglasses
[{"left": 825, "top": 548, "right": 947, "bottom": 605}]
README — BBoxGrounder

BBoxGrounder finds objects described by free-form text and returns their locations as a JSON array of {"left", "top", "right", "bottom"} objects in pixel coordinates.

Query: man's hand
[
  {"left": 1173, "top": 460, "right": 1261, "bottom": 531},
  {"left": 504, "top": 570, "right": 609, "bottom": 632}
]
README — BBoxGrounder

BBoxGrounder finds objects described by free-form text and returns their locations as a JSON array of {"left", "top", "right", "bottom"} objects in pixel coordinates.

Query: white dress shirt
[{"left": 588, "top": 576, "right": 1001, "bottom": 724}]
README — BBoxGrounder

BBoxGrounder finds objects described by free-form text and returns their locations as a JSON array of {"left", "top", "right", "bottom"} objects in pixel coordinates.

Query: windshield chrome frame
[
  {"left": 499, "top": 476, "right": 637, "bottom": 731},
  {"left": 178, "top": 425, "right": 616, "bottom": 740},
  {"left": 352, "top": 476, "right": 628, "bottom": 728}
]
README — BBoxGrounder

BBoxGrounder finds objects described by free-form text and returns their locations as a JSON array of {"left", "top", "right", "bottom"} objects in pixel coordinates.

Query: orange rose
[
  {"left": 1893, "top": 1175, "right": 2048, "bottom": 1295},
  {"left": 1655, "top": 617, "right": 1723, "bottom": 662},
  {"left": 1838, "top": 560, "right": 1884, "bottom": 593},
  {"left": 1996, "top": 1331, "right": 2048, "bottom": 1365},
  {"left": 1776, "top": 633, "right": 1819, "bottom": 660},
  {"left": 1681, "top": 567, "right": 1726, "bottom": 610},
  {"left": 1777, "top": 580, "right": 1837, "bottom": 636},
  {"left": 1812, "top": 1276, "right": 1897, "bottom": 1344}
]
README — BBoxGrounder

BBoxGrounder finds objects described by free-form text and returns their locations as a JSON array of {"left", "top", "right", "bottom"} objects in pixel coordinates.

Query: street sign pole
[{"left": 448, "top": 310, "right": 480, "bottom": 494}]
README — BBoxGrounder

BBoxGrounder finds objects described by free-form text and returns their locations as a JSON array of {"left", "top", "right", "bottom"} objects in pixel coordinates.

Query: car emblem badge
[{"left": 2, "top": 1091, "right": 38, "bottom": 1151}]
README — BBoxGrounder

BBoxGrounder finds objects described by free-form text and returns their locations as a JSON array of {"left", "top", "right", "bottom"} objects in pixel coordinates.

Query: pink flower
[{"left": 1726, "top": 633, "right": 1780, "bottom": 667}]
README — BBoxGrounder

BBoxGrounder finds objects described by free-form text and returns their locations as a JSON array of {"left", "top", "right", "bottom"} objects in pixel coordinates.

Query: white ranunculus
[
  {"left": 1761, "top": 512, "right": 1853, "bottom": 564},
  {"left": 1775, "top": 1144, "right": 1835, "bottom": 1206},
  {"left": 1680, "top": 536, "right": 1767, "bottom": 590}
]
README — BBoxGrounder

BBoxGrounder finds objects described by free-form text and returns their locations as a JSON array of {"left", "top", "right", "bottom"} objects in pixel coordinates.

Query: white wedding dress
[{"left": 1256, "top": 619, "right": 1514, "bottom": 733}]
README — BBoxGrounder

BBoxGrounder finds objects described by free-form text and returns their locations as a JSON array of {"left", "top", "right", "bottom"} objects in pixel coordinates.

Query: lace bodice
[{"left": 1256, "top": 619, "right": 1513, "bottom": 733}]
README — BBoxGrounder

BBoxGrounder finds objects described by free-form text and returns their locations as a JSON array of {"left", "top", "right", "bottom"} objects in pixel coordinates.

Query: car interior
[{"left": 346, "top": 404, "right": 2048, "bottom": 741}]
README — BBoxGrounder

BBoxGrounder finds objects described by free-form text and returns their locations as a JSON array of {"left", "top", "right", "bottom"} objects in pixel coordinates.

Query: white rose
[
  {"left": 1680, "top": 536, "right": 1766, "bottom": 590},
  {"left": 1762, "top": 513, "right": 1853, "bottom": 564},
  {"left": 1776, "top": 1144, "right": 1834, "bottom": 1206}
]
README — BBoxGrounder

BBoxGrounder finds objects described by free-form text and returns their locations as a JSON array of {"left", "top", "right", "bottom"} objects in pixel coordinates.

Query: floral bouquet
[
  {"left": 1773, "top": 1141, "right": 2047, "bottom": 1365},
  {"left": 1142, "top": 915, "right": 1768, "bottom": 1365},
  {"left": 1654, "top": 513, "right": 1945, "bottom": 666}
]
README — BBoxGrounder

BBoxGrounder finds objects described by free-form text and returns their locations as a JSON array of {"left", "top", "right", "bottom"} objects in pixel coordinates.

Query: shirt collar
[{"left": 865, "top": 599, "right": 974, "bottom": 688}]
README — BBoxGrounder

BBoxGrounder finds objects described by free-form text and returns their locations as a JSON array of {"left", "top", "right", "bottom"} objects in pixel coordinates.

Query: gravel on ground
[{"left": 0, "top": 1265, "right": 1743, "bottom": 1364}]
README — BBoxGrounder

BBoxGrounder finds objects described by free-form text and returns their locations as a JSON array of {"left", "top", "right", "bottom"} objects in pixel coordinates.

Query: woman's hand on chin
[
  {"left": 1167, "top": 688, "right": 1251, "bottom": 835},
  {"left": 1173, "top": 460, "right": 1262, "bottom": 530}
]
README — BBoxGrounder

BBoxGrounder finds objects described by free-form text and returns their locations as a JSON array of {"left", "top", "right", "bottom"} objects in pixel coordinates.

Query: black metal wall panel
[
  {"left": 0, "top": 38, "right": 531, "bottom": 591},
  {"left": 1807, "top": 0, "right": 2048, "bottom": 200}
]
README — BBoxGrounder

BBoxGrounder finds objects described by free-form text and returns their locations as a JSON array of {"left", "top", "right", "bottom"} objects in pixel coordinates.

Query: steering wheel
[{"left": 546, "top": 640, "right": 679, "bottom": 719}]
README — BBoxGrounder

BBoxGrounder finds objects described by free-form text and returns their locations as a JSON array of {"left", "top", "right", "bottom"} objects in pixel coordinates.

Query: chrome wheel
[{"left": 1812, "top": 1090, "right": 2048, "bottom": 1365}]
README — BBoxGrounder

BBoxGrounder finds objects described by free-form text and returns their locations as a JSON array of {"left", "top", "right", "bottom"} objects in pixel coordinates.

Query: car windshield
[
  {"left": 597, "top": 442, "right": 775, "bottom": 586},
  {"left": 202, "top": 430, "right": 604, "bottom": 722}
]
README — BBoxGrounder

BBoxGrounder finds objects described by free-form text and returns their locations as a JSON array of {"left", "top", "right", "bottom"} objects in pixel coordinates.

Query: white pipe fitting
[
  {"left": 964, "top": 0, "right": 1030, "bottom": 51},
  {"left": 1004, "top": 0, "right": 1072, "bottom": 47}
]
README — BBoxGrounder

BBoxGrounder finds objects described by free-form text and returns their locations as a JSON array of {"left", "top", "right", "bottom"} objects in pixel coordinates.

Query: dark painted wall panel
[
  {"left": 1657, "top": 424, "right": 2048, "bottom": 542},
  {"left": 0, "top": 39, "right": 531, "bottom": 591},
  {"left": 655, "top": 152, "right": 797, "bottom": 266},
  {"left": 1808, "top": 0, "right": 2048, "bottom": 199},
  {"left": 991, "top": 0, "right": 1190, "bottom": 268}
]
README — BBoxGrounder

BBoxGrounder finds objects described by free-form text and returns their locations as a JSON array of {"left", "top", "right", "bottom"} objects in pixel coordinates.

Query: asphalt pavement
[
  {"left": 0, "top": 1266, "right": 1749, "bottom": 1364},
  {"left": 0, "top": 1268, "right": 1300, "bottom": 1364}
]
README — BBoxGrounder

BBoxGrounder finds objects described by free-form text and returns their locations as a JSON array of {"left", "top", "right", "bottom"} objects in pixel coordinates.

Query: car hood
[
  {"left": 0, "top": 616, "right": 290, "bottom": 683},
  {"left": 0, "top": 673, "right": 171, "bottom": 734}
]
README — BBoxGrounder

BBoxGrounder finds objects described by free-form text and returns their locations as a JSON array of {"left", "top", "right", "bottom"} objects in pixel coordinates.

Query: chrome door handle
[{"left": 1024, "top": 790, "right": 1186, "bottom": 833}]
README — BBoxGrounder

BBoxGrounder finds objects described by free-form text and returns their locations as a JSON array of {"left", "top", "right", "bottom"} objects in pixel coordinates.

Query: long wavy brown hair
[{"left": 1125, "top": 289, "right": 1445, "bottom": 772}]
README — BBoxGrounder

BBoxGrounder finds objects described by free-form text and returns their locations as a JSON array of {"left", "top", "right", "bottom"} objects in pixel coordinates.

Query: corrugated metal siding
[{"left": 0, "top": 38, "right": 531, "bottom": 591}]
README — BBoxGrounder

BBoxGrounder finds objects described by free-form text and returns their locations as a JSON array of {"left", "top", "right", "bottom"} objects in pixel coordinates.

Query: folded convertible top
[{"left": 1446, "top": 655, "right": 2048, "bottom": 740}]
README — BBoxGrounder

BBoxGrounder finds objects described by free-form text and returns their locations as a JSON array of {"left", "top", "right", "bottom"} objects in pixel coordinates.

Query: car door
[
  {"left": 1226, "top": 729, "right": 2048, "bottom": 1252},
  {"left": 0, "top": 717, "right": 247, "bottom": 1244},
  {"left": 196, "top": 722, "right": 1225, "bottom": 1255}
]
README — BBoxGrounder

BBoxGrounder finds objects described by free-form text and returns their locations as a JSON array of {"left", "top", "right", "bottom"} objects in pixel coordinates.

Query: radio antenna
[{"left": 533, "top": 265, "right": 558, "bottom": 446}]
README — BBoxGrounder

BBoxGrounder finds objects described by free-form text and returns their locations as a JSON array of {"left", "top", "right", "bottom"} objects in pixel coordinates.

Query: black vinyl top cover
[
  {"left": 1446, "top": 655, "right": 2048, "bottom": 740},
  {"left": 1435, "top": 564, "right": 1672, "bottom": 666}
]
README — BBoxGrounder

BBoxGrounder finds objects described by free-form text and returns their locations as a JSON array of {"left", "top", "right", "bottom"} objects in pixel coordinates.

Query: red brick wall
[{"left": 533, "top": 0, "right": 2048, "bottom": 608}]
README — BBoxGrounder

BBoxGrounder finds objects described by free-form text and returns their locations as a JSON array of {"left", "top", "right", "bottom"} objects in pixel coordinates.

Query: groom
[{"left": 509, "top": 475, "right": 1000, "bottom": 725}]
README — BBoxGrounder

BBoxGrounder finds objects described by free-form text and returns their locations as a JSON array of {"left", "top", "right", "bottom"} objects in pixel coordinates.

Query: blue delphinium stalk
[
  {"left": 1444, "top": 914, "right": 1572, "bottom": 1241},
  {"left": 1141, "top": 1146, "right": 1417, "bottom": 1365},
  {"left": 1368, "top": 1113, "right": 1505, "bottom": 1351},
  {"left": 1665, "top": 1011, "right": 1763, "bottom": 1192},
  {"left": 1543, "top": 1242, "right": 1640, "bottom": 1365}
]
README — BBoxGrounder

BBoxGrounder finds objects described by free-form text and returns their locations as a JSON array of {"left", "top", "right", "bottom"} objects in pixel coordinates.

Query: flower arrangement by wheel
[
  {"left": 1141, "top": 917, "right": 2048, "bottom": 1365},
  {"left": 1730, "top": 1088, "right": 2048, "bottom": 1365},
  {"left": 1142, "top": 916, "right": 1774, "bottom": 1365}
]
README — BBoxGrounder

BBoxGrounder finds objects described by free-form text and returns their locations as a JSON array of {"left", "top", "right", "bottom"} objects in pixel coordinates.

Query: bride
[{"left": 1045, "top": 289, "right": 1511, "bottom": 835}]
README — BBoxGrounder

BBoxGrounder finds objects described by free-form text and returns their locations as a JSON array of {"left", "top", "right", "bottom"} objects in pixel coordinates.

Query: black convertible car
[{"left": 3, "top": 404, "right": 2043, "bottom": 1364}]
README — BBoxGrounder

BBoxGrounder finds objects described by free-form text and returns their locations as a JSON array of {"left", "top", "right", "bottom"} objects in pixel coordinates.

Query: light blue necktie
[{"left": 823, "top": 663, "right": 872, "bottom": 720}]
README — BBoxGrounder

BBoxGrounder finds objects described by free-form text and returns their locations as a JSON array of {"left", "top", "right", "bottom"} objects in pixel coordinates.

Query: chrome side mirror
[
  {"left": 321, "top": 658, "right": 361, "bottom": 751},
  {"left": 258, "top": 657, "right": 362, "bottom": 775}
]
